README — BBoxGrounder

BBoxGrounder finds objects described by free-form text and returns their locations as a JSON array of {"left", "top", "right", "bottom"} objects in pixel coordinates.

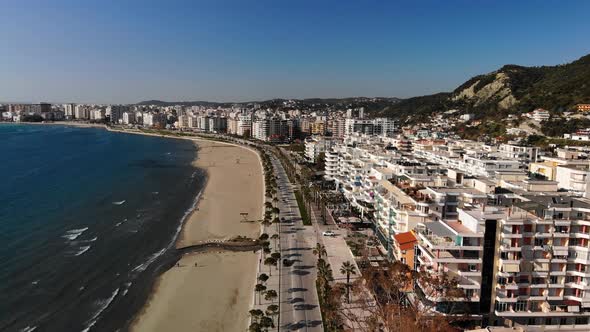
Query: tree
[
  {"left": 259, "top": 316, "right": 274, "bottom": 331},
  {"left": 264, "top": 257, "right": 277, "bottom": 276},
  {"left": 254, "top": 284, "right": 267, "bottom": 305},
  {"left": 258, "top": 273, "right": 269, "bottom": 285},
  {"left": 259, "top": 233, "right": 269, "bottom": 241},
  {"left": 271, "top": 234, "right": 279, "bottom": 248},
  {"left": 261, "top": 218, "right": 272, "bottom": 230},
  {"left": 249, "top": 308, "right": 264, "bottom": 323},
  {"left": 313, "top": 243, "right": 327, "bottom": 260},
  {"left": 264, "top": 289, "right": 278, "bottom": 303},
  {"left": 248, "top": 322, "right": 262, "bottom": 332},
  {"left": 265, "top": 304, "right": 279, "bottom": 327},
  {"left": 271, "top": 252, "right": 281, "bottom": 261},
  {"left": 340, "top": 261, "right": 357, "bottom": 303},
  {"left": 342, "top": 261, "right": 464, "bottom": 332}
]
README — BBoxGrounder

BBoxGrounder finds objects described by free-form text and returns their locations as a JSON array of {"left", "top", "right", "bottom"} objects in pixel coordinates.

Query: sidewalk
[{"left": 309, "top": 201, "right": 376, "bottom": 331}]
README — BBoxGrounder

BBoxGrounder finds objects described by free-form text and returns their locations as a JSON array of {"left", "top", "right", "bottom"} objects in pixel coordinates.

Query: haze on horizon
[{"left": 1, "top": 0, "right": 589, "bottom": 105}]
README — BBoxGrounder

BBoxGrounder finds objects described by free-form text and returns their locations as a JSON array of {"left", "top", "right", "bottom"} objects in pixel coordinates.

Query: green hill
[{"left": 378, "top": 53, "right": 590, "bottom": 121}]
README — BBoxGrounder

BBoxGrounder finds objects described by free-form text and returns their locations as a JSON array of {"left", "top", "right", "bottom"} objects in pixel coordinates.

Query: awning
[
  {"left": 553, "top": 249, "right": 568, "bottom": 256},
  {"left": 503, "top": 263, "right": 520, "bottom": 273}
]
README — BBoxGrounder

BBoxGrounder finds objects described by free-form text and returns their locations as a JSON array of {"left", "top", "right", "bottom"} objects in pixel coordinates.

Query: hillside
[
  {"left": 138, "top": 53, "right": 590, "bottom": 121},
  {"left": 378, "top": 53, "right": 590, "bottom": 121}
]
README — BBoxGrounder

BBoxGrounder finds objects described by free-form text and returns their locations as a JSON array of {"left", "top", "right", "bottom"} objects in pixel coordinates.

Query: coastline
[
  {"left": 4, "top": 122, "right": 266, "bottom": 331},
  {"left": 130, "top": 138, "right": 264, "bottom": 331}
]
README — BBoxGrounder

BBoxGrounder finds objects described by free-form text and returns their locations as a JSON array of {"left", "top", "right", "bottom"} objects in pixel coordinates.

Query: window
[
  {"left": 515, "top": 301, "right": 527, "bottom": 311},
  {"left": 495, "top": 302, "right": 508, "bottom": 312}
]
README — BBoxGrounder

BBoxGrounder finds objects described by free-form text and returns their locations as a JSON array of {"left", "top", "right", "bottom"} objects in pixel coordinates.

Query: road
[{"left": 270, "top": 154, "right": 324, "bottom": 331}]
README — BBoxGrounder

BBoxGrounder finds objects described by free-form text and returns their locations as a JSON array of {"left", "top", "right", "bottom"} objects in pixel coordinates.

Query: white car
[{"left": 322, "top": 230, "right": 336, "bottom": 237}]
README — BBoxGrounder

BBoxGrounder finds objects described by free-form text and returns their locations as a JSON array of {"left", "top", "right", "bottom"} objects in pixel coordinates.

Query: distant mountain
[
  {"left": 378, "top": 53, "right": 590, "bottom": 121},
  {"left": 136, "top": 97, "right": 401, "bottom": 112}
]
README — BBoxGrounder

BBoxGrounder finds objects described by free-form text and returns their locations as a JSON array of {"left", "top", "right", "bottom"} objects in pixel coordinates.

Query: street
[{"left": 271, "top": 155, "right": 324, "bottom": 331}]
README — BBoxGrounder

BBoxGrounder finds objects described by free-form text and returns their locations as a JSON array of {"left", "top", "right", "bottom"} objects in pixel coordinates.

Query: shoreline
[
  {"left": 7, "top": 122, "right": 265, "bottom": 331},
  {"left": 129, "top": 135, "right": 264, "bottom": 331}
]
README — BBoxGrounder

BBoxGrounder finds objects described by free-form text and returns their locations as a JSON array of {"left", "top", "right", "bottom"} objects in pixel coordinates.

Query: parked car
[{"left": 322, "top": 230, "right": 336, "bottom": 237}]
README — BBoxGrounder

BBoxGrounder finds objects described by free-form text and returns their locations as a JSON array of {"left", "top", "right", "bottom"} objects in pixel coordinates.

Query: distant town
[{"left": 5, "top": 99, "right": 590, "bottom": 330}]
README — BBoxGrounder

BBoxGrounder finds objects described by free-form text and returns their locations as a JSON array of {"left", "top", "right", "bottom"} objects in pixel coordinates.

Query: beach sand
[{"left": 131, "top": 139, "right": 263, "bottom": 332}]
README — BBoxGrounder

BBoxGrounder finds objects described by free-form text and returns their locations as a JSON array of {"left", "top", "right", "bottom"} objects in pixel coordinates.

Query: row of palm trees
[
  {"left": 312, "top": 243, "right": 341, "bottom": 331},
  {"left": 250, "top": 274, "right": 279, "bottom": 332},
  {"left": 313, "top": 243, "right": 358, "bottom": 330},
  {"left": 249, "top": 147, "right": 282, "bottom": 332}
]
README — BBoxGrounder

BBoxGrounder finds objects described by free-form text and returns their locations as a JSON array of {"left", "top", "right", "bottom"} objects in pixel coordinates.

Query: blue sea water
[{"left": 0, "top": 124, "right": 204, "bottom": 331}]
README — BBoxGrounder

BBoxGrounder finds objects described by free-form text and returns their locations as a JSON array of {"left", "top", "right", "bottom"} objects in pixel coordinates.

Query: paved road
[{"left": 270, "top": 155, "right": 324, "bottom": 331}]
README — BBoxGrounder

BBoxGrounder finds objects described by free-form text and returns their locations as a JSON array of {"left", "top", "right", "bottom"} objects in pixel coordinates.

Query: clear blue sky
[{"left": 1, "top": 0, "right": 589, "bottom": 104}]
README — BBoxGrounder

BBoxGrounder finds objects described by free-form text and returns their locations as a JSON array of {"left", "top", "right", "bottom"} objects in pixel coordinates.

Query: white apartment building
[
  {"left": 237, "top": 114, "right": 252, "bottom": 137},
  {"left": 122, "top": 111, "right": 136, "bottom": 125},
  {"left": 74, "top": 105, "right": 90, "bottom": 120},
  {"left": 304, "top": 136, "right": 336, "bottom": 163}
]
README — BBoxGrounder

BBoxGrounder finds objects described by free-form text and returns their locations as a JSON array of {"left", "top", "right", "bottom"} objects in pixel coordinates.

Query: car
[{"left": 322, "top": 230, "right": 336, "bottom": 237}]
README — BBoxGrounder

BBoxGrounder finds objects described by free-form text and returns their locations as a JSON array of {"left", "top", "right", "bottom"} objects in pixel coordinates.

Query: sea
[{"left": 0, "top": 124, "right": 206, "bottom": 332}]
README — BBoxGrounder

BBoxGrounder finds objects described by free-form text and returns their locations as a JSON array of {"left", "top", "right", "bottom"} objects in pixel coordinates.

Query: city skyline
[{"left": 1, "top": 0, "right": 590, "bottom": 104}]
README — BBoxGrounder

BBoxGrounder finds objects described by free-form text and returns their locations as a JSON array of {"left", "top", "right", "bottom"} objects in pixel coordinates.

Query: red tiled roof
[{"left": 394, "top": 231, "right": 417, "bottom": 251}]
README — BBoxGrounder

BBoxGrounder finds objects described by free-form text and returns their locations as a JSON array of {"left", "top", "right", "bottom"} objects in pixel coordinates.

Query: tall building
[
  {"left": 122, "top": 111, "right": 136, "bottom": 125},
  {"left": 63, "top": 104, "right": 75, "bottom": 119},
  {"left": 237, "top": 113, "right": 252, "bottom": 137}
]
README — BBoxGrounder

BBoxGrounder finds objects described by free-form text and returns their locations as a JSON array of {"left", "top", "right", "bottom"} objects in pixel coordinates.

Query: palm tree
[
  {"left": 265, "top": 304, "right": 279, "bottom": 328},
  {"left": 259, "top": 233, "right": 269, "bottom": 241},
  {"left": 249, "top": 308, "right": 264, "bottom": 323},
  {"left": 259, "top": 316, "right": 274, "bottom": 331},
  {"left": 258, "top": 273, "right": 269, "bottom": 285},
  {"left": 264, "top": 289, "right": 278, "bottom": 303},
  {"left": 260, "top": 218, "right": 271, "bottom": 231},
  {"left": 340, "top": 261, "right": 357, "bottom": 303},
  {"left": 264, "top": 202, "right": 273, "bottom": 210},
  {"left": 313, "top": 243, "right": 327, "bottom": 260},
  {"left": 254, "top": 284, "right": 266, "bottom": 305},
  {"left": 271, "top": 234, "right": 279, "bottom": 249},
  {"left": 264, "top": 257, "right": 277, "bottom": 276},
  {"left": 249, "top": 322, "right": 262, "bottom": 332},
  {"left": 317, "top": 259, "right": 333, "bottom": 282}
]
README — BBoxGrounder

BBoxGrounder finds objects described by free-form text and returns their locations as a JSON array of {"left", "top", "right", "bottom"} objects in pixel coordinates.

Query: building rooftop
[{"left": 394, "top": 231, "right": 418, "bottom": 250}]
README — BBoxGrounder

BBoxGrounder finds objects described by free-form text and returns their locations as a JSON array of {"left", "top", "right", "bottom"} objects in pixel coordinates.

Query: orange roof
[{"left": 394, "top": 231, "right": 417, "bottom": 251}]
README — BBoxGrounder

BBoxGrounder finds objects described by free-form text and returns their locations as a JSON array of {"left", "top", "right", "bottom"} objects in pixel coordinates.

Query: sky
[{"left": 1, "top": 0, "right": 589, "bottom": 104}]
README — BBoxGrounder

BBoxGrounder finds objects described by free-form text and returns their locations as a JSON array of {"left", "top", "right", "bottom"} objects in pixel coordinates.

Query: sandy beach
[{"left": 132, "top": 139, "right": 263, "bottom": 332}]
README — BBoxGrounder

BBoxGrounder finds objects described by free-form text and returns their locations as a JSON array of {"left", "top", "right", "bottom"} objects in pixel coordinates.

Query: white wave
[
  {"left": 20, "top": 326, "right": 37, "bottom": 332},
  {"left": 87, "top": 237, "right": 98, "bottom": 242},
  {"left": 151, "top": 191, "right": 159, "bottom": 195},
  {"left": 31, "top": 280, "right": 39, "bottom": 285},
  {"left": 81, "top": 288, "right": 120, "bottom": 332},
  {"left": 132, "top": 248, "right": 166, "bottom": 274},
  {"left": 62, "top": 227, "right": 89, "bottom": 241},
  {"left": 75, "top": 246, "right": 91, "bottom": 256},
  {"left": 112, "top": 200, "right": 126, "bottom": 205},
  {"left": 122, "top": 282, "right": 132, "bottom": 296}
]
